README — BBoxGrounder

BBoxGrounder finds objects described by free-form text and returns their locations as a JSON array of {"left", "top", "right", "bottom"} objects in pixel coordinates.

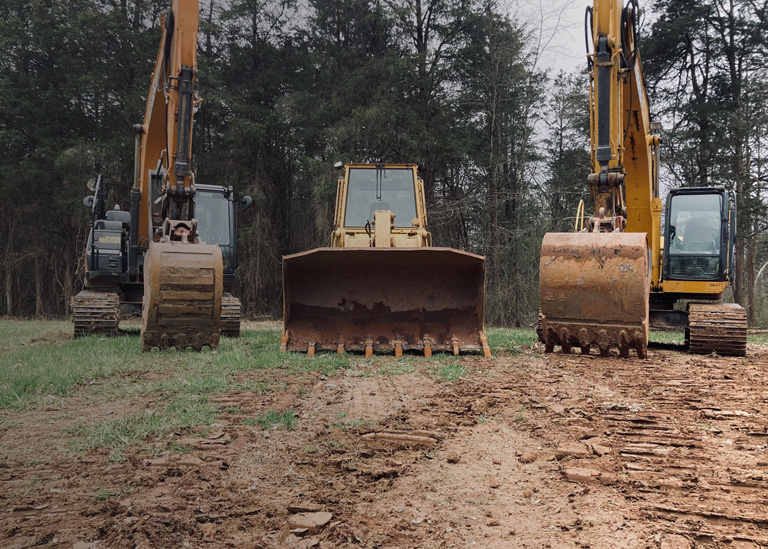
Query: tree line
[{"left": 1, "top": 0, "right": 766, "bottom": 326}]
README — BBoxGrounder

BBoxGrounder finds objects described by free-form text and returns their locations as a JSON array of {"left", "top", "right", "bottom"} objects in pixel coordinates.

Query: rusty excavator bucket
[
  {"left": 141, "top": 240, "right": 224, "bottom": 351},
  {"left": 539, "top": 232, "right": 650, "bottom": 358},
  {"left": 281, "top": 247, "right": 490, "bottom": 357}
]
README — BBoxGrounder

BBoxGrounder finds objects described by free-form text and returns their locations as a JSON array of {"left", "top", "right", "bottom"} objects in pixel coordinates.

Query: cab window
[{"left": 344, "top": 168, "right": 418, "bottom": 228}]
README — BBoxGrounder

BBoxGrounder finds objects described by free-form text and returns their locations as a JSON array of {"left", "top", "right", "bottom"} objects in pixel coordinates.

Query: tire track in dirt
[{"left": 544, "top": 348, "right": 768, "bottom": 547}]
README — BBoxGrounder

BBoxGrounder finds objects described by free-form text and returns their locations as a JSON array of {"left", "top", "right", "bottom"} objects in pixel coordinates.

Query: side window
[{"left": 196, "top": 192, "right": 231, "bottom": 246}]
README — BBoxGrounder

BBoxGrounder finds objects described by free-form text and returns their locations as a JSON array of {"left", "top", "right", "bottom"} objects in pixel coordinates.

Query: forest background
[{"left": 1, "top": 0, "right": 767, "bottom": 327}]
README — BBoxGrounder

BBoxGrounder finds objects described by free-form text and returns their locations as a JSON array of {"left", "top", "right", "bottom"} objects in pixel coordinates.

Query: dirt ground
[{"left": 2, "top": 338, "right": 768, "bottom": 548}]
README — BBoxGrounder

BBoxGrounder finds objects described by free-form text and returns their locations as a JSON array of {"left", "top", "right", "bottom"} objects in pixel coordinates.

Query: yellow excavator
[
  {"left": 539, "top": 0, "right": 747, "bottom": 358},
  {"left": 281, "top": 163, "right": 490, "bottom": 357},
  {"left": 73, "top": 0, "right": 249, "bottom": 350}
]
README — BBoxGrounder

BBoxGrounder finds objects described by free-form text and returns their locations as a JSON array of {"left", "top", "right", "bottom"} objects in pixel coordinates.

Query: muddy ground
[{"left": 1, "top": 335, "right": 767, "bottom": 548}]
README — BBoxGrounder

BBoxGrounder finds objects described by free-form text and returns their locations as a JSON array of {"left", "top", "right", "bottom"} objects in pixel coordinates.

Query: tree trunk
[
  {"left": 4, "top": 266, "right": 12, "bottom": 317},
  {"left": 63, "top": 255, "right": 74, "bottom": 317},
  {"left": 35, "top": 254, "right": 43, "bottom": 318},
  {"left": 747, "top": 238, "right": 756, "bottom": 325}
]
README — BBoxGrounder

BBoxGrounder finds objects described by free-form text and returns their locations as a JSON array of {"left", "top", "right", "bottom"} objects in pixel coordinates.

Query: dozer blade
[
  {"left": 141, "top": 241, "right": 223, "bottom": 351},
  {"left": 539, "top": 232, "right": 650, "bottom": 358},
  {"left": 281, "top": 247, "right": 490, "bottom": 356}
]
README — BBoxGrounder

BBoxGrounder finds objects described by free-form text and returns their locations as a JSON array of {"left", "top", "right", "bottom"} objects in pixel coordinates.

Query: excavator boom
[{"left": 137, "top": 0, "right": 224, "bottom": 351}]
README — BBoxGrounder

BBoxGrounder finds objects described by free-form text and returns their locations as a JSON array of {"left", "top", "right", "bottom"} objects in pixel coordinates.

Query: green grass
[
  {"left": 748, "top": 333, "right": 768, "bottom": 345},
  {"left": 433, "top": 362, "right": 465, "bottom": 382},
  {"left": 0, "top": 320, "right": 73, "bottom": 353},
  {"left": 0, "top": 321, "right": 545, "bottom": 411},
  {"left": 649, "top": 330, "right": 685, "bottom": 344},
  {"left": 331, "top": 411, "right": 373, "bottom": 430},
  {"left": 0, "top": 321, "right": 349, "bottom": 410},
  {"left": 93, "top": 484, "right": 134, "bottom": 502},
  {"left": 65, "top": 395, "right": 218, "bottom": 462},
  {"left": 487, "top": 327, "right": 537, "bottom": 354},
  {"left": 250, "top": 410, "right": 296, "bottom": 430},
  {"left": 0, "top": 331, "right": 147, "bottom": 409}
]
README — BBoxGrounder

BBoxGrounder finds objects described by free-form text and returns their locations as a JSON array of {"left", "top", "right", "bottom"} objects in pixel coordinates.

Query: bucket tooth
[
  {"left": 280, "top": 330, "right": 290, "bottom": 352},
  {"left": 423, "top": 336, "right": 433, "bottom": 357}
]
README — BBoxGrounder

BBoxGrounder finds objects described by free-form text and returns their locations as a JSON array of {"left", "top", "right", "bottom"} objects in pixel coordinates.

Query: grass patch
[
  {"left": 649, "top": 330, "right": 685, "bottom": 344},
  {"left": 487, "top": 327, "right": 537, "bottom": 354},
  {"left": 0, "top": 321, "right": 349, "bottom": 410},
  {"left": 251, "top": 410, "right": 296, "bottom": 430},
  {"left": 167, "top": 441, "right": 193, "bottom": 454},
  {"left": 748, "top": 333, "right": 768, "bottom": 345},
  {"left": 331, "top": 411, "right": 372, "bottom": 430},
  {"left": 65, "top": 395, "right": 217, "bottom": 462},
  {"left": 0, "top": 330, "right": 147, "bottom": 409},
  {"left": 0, "top": 320, "right": 73, "bottom": 353},
  {"left": 433, "top": 362, "right": 465, "bottom": 382},
  {"left": 93, "top": 484, "right": 134, "bottom": 502}
]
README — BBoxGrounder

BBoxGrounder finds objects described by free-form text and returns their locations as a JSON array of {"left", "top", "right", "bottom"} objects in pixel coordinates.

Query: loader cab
[{"left": 663, "top": 187, "right": 735, "bottom": 283}]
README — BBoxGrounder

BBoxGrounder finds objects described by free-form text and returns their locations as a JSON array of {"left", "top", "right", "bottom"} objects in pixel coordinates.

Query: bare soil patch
[{"left": 2, "top": 342, "right": 768, "bottom": 548}]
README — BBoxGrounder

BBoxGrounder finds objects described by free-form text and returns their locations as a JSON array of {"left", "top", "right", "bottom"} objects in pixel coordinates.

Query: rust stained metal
[
  {"left": 282, "top": 247, "right": 490, "bottom": 356},
  {"left": 141, "top": 241, "right": 223, "bottom": 351},
  {"left": 539, "top": 232, "right": 650, "bottom": 358}
]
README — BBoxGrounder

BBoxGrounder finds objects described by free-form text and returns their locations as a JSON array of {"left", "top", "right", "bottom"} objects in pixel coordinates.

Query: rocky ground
[{"left": 1, "top": 337, "right": 767, "bottom": 548}]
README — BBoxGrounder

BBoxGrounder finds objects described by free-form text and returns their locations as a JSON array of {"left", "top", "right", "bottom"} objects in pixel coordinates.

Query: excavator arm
[
  {"left": 135, "top": 0, "right": 199, "bottom": 242},
  {"left": 539, "top": 0, "right": 656, "bottom": 358},
  {"left": 136, "top": 0, "right": 224, "bottom": 351}
]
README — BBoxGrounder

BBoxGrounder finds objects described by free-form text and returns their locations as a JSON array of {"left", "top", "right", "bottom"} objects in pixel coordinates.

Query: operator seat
[{"left": 682, "top": 218, "right": 716, "bottom": 253}]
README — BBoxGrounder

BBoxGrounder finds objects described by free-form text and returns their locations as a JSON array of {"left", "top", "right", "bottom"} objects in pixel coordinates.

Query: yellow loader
[{"left": 281, "top": 163, "right": 490, "bottom": 357}]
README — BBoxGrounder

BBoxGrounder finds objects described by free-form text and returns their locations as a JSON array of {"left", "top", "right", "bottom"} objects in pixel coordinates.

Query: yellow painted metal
[
  {"left": 283, "top": 163, "right": 490, "bottom": 356},
  {"left": 659, "top": 280, "right": 729, "bottom": 295},
  {"left": 331, "top": 163, "right": 432, "bottom": 248},
  {"left": 574, "top": 199, "right": 585, "bottom": 232},
  {"left": 373, "top": 210, "right": 392, "bottom": 248},
  {"left": 134, "top": 0, "right": 199, "bottom": 247},
  {"left": 650, "top": 197, "right": 662, "bottom": 291}
]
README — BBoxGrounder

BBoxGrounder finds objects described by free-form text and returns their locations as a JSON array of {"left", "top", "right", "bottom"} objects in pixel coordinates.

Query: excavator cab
[
  {"left": 663, "top": 188, "right": 735, "bottom": 283},
  {"left": 195, "top": 185, "right": 247, "bottom": 282}
]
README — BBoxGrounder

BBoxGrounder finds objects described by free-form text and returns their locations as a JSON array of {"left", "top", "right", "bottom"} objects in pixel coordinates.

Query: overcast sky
[{"left": 505, "top": 0, "right": 592, "bottom": 76}]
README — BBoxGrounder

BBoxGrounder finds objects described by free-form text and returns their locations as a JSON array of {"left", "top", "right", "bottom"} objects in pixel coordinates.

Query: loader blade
[
  {"left": 141, "top": 241, "right": 223, "bottom": 351},
  {"left": 282, "top": 247, "right": 490, "bottom": 356},
  {"left": 539, "top": 232, "right": 650, "bottom": 358}
]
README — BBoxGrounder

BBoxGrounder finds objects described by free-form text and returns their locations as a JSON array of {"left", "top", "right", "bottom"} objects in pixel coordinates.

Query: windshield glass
[
  {"left": 196, "top": 191, "right": 231, "bottom": 246},
  {"left": 344, "top": 167, "right": 418, "bottom": 228},
  {"left": 666, "top": 193, "right": 722, "bottom": 280}
]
